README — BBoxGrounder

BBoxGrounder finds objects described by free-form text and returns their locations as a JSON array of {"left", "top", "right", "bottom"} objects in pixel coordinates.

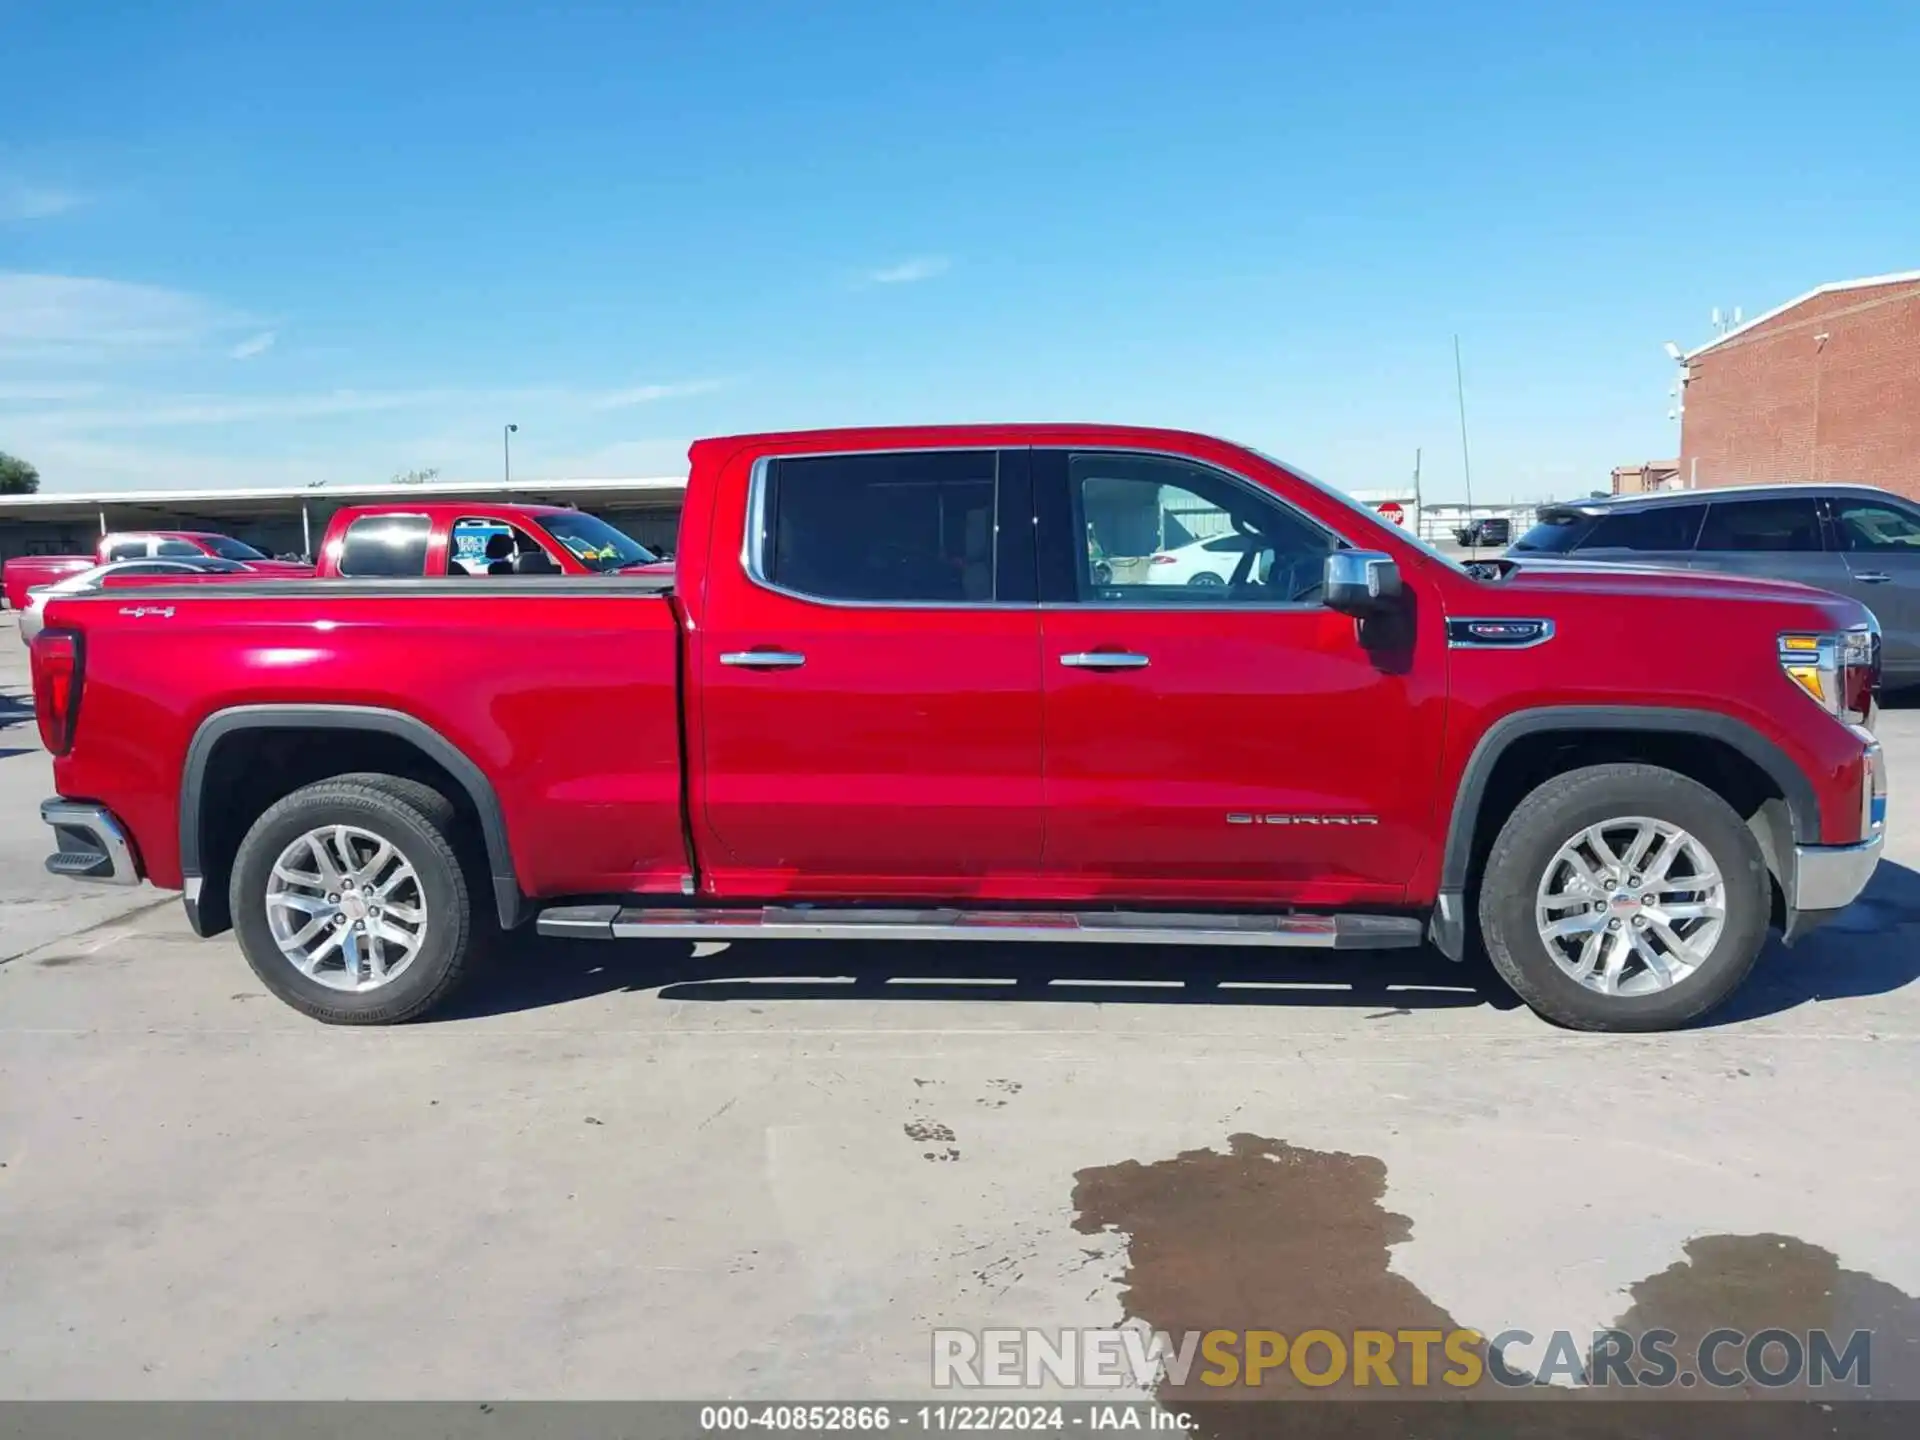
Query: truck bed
[{"left": 41, "top": 577, "right": 689, "bottom": 903}]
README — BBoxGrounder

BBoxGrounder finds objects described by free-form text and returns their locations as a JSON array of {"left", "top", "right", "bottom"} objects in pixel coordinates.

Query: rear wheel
[
  {"left": 229, "top": 775, "right": 477, "bottom": 1024},
  {"left": 1187, "top": 571, "right": 1226, "bottom": 588},
  {"left": 1477, "top": 763, "right": 1770, "bottom": 1031}
]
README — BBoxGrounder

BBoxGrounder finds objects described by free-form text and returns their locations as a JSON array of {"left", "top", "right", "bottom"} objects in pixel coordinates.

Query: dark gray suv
[{"left": 1512, "top": 484, "right": 1920, "bottom": 685}]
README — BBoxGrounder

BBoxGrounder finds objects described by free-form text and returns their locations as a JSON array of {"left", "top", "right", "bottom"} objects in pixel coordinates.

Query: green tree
[
  {"left": 391, "top": 466, "right": 440, "bottom": 485},
  {"left": 0, "top": 451, "right": 40, "bottom": 494}
]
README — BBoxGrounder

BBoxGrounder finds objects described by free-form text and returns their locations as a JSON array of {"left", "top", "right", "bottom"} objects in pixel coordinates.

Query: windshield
[
  {"left": 538, "top": 512, "right": 657, "bottom": 571},
  {"left": 1510, "top": 512, "right": 1594, "bottom": 553},
  {"left": 201, "top": 536, "right": 270, "bottom": 561}
]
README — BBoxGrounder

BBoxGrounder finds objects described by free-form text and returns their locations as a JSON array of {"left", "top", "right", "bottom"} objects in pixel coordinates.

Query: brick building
[{"left": 1678, "top": 270, "right": 1920, "bottom": 498}]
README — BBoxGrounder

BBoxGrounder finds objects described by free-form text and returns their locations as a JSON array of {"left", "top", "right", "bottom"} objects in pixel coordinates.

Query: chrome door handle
[
  {"left": 720, "top": 650, "right": 806, "bottom": 669},
  {"left": 1854, "top": 572, "right": 1892, "bottom": 583},
  {"left": 1059, "top": 651, "right": 1150, "bottom": 670}
]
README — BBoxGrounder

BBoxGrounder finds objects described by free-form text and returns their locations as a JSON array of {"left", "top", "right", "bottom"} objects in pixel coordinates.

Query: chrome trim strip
[
  {"left": 1446, "top": 617, "right": 1557, "bottom": 650},
  {"left": 604, "top": 907, "right": 1349, "bottom": 947},
  {"left": 40, "top": 800, "right": 140, "bottom": 885},
  {"left": 735, "top": 443, "right": 1364, "bottom": 616}
]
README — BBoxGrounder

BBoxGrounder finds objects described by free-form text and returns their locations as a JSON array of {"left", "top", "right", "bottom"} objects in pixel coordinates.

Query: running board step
[{"left": 535, "top": 905, "right": 1424, "bottom": 950}]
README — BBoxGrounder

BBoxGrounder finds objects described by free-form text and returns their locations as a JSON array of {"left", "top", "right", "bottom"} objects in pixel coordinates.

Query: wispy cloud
[
  {"left": 1, "top": 186, "right": 86, "bottom": 222},
  {"left": 0, "top": 272, "right": 254, "bottom": 359},
  {"left": 587, "top": 378, "right": 727, "bottom": 409},
  {"left": 229, "top": 329, "right": 277, "bottom": 360},
  {"left": 14, "top": 378, "right": 731, "bottom": 432},
  {"left": 865, "top": 255, "right": 951, "bottom": 286}
]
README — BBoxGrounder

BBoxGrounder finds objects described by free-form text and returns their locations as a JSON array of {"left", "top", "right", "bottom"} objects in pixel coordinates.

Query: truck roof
[
  {"left": 328, "top": 501, "right": 577, "bottom": 520},
  {"left": 692, "top": 421, "right": 1243, "bottom": 454}
]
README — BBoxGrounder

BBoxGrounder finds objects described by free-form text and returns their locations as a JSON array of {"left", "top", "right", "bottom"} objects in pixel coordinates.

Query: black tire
[
  {"left": 1477, "top": 763, "right": 1770, "bottom": 1032},
  {"left": 1188, "top": 572, "right": 1226, "bottom": 587},
  {"left": 229, "top": 774, "right": 476, "bottom": 1024}
]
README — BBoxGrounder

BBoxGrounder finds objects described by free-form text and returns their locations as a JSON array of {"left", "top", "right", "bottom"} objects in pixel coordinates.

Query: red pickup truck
[
  {"left": 4, "top": 531, "right": 311, "bottom": 611},
  {"left": 30, "top": 424, "right": 1887, "bottom": 1033}
]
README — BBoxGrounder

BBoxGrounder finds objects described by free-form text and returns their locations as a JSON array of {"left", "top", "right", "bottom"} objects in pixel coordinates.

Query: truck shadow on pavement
[{"left": 443, "top": 860, "right": 1920, "bottom": 1026}]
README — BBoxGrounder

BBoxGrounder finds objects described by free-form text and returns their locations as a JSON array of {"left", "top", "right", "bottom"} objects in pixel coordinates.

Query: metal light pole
[{"left": 503, "top": 423, "right": 519, "bottom": 484}]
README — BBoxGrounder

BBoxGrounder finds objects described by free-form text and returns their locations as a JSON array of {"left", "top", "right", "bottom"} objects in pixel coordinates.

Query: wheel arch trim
[
  {"left": 1429, "top": 706, "right": 1817, "bottom": 962},
  {"left": 180, "top": 704, "right": 524, "bottom": 932}
]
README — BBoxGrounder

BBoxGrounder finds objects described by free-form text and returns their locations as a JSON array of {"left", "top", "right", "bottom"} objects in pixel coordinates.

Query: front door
[
  {"left": 695, "top": 447, "right": 1046, "bottom": 898},
  {"left": 1033, "top": 450, "right": 1442, "bottom": 908}
]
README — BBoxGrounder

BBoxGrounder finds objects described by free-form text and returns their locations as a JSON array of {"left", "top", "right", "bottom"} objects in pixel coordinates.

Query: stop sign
[{"left": 1376, "top": 500, "right": 1406, "bottom": 526}]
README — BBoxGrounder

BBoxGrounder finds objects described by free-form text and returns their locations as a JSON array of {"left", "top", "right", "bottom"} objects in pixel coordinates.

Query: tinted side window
[
  {"left": 1511, "top": 514, "right": 1593, "bottom": 553},
  {"left": 1697, "top": 498, "right": 1823, "bottom": 553},
  {"left": 1580, "top": 506, "right": 1706, "bottom": 552},
  {"left": 763, "top": 451, "right": 998, "bottom": 603},
  {"left": 104, "top": 540, "right": 149, "bottom": 561},
  {"left": 1067, "top": 453, "right": 1336, "bottom": 605},
  {"left": 338, "top": 515, "right": 431, "bottom": 578},
  {"left": 155, "top": 539, "right": 201, "bottom": 556},
  {"left": 1832, "top": 500, "right": 1920, "bottom": 552}
]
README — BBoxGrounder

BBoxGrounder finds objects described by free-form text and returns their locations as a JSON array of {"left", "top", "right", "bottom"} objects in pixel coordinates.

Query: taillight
[
  {"left": 1779, "top": 623, "right": 1879, "bottom": 731},
  {"left": 1149, "top": 554, "right": 1177, "bottom": 565},
  {"left": 30, "top": 628, "right": 83, "bottom": 756}
]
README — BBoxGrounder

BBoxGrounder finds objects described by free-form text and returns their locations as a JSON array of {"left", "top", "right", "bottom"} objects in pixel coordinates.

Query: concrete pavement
[{"left": 2, "top": 610, "right": 1917, "bottom": 1401}]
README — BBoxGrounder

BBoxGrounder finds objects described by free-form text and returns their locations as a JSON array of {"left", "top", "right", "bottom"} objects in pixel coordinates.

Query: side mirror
[
  {"left": 1324, "top": 550, "right": 1402, "bottom": 616},
  {"left": 511, "top": 549, "right": 560, "bottom": 575}
]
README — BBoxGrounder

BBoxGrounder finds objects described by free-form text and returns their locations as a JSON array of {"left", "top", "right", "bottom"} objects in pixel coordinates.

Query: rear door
[
  {"left": 695, "top": 447, "right": 1046, "bottom": 897},
  {"left": 1827, "top": 495, "right": 1920, "bottom": 681},
  {"left": 1689, "top": 495, "right": 1850, "bottom": 593}
]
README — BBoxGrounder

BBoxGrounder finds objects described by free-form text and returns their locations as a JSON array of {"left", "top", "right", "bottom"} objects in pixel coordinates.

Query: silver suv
[{"left": 1512, "top": 484, "right": 1920, "bottom": 686}]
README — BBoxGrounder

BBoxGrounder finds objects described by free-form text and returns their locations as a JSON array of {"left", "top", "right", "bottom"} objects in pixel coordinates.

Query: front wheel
[
  {"left": 229, "top": 775, "right": 478, "bottom": 1024},
  {"left": 1477, "top": 763, "right": 1770, "bottom": 1031}
]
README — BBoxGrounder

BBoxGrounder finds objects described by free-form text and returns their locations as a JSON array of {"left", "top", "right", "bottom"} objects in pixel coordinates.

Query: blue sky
[{"left": 2, "top": 0, "right": 1915, "bottom": 498}]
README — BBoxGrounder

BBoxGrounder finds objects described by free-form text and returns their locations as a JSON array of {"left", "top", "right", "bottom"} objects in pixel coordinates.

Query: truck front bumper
[
  {"left": 1782, "top": 737, "right": 1886, "bottom": 942},
  {"left": 41, "top": 800, "right": 140, "bottom": 885}
]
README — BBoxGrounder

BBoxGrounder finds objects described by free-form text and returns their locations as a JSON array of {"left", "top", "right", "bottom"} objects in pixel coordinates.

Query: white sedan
[
  {"left": 18, "top": 558, "right": 246, "bottom": 645},
  {"left": 1143, "top": 534, "right": 1260, "bottom": 588}
]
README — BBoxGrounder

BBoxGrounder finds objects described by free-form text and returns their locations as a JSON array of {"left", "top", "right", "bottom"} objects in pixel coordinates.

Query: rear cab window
[
  {"left": 337, "top": 515, "right": 431, "bottom": 577},
  {"left": 757, "top": 451, "right": 1002, "bottom": 603}
]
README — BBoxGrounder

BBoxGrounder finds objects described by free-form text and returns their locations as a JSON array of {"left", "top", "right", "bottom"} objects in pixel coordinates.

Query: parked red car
[
  {"left": 32, "top": 424, "right": 1886, "bottom": 1033},
  {"left": 312, "top": 502, "right": 672, "bottom": 579},
  {"left": 4, "top": 531, "right": 311, "bottom": 611}
]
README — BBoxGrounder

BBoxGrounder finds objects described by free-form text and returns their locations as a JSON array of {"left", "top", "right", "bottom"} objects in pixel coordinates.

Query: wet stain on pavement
[
  {"left": 1072, "top": 1133, "right": 1481, "bottom": 1405},
  {"left": 1603, "top": 1233, "right": 1920, "bottom": 1399},
  {"left": 1073, "top": 1133, "right": 1920, "bottom": 1432}
]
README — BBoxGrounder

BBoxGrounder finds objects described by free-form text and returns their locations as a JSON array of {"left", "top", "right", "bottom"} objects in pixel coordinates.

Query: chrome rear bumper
[{"left": 41, "top": 800, "right": 140, "bottom": 885}]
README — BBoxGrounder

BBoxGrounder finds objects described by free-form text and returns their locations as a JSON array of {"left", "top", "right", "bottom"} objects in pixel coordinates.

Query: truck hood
[{"left": 1492, "top": 558, "right": 1852, "bottom": 609}]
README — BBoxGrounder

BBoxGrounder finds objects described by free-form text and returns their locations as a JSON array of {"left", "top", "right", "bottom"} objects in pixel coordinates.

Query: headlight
[{"left": 1780, "top": 623, "right": 1879, "bottom": 729}]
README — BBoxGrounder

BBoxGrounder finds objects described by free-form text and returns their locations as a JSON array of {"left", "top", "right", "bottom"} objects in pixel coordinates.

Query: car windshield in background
[
  {"left": 1511, "top": 512, "right": 1595, "bottom": 552},
  {"left": 539, "top": 512, "right": 656, "bottom": 571},
  {"left": 201, "top": 537, "right": 270, "bottom": 561}
]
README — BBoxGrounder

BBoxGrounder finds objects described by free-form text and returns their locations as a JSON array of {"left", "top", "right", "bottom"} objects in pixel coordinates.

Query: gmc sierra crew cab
[{"left": 31, "top": 425, "right": 1888, "bottom": 1032}]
